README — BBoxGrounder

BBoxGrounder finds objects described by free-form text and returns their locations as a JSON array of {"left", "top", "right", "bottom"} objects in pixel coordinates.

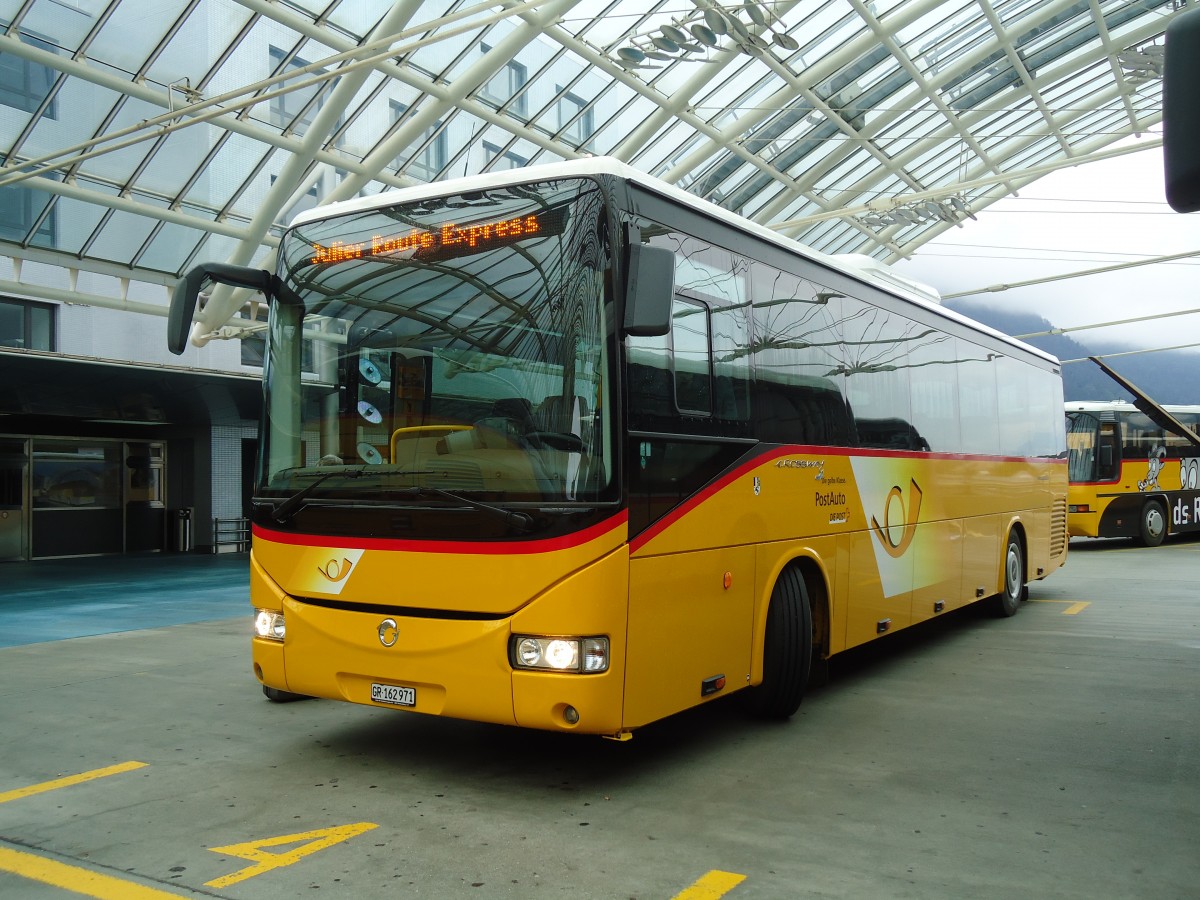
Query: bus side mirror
[
  {"left": 622, "top": 244, "right": 675, "bottom": 337},
  {"left": 168, "top": 263, "right": 274, "bottom": 355},
  {"left": 1165, "top": 6, "right": 1200, "bottom": 212}
]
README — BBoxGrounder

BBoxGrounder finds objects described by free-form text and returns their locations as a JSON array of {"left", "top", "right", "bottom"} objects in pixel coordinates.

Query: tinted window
[
  {"left": 841, "top": 297, "right": 916, "bottom": 450},
  {"left": 958, "top": 339, "right": 1000, "bottom": 456},
  {"left": 748, "top": 263, "right": 853, "bottom": 446}
]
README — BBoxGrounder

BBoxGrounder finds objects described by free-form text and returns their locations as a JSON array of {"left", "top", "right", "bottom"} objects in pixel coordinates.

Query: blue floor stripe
[{"left": 0, "top": 553, "right": 250, "bottom": 648}]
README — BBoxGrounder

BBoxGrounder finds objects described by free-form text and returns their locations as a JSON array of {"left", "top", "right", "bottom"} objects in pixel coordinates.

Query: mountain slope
[{"left": 945, "top": 299, "right": 1197, "bottom": 404}]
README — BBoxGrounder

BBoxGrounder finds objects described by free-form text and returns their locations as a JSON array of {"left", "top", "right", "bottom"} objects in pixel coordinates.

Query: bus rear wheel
[
  {"left": 746, "top": 566, "right": 813, "bottom": 719},
  {"left": 989, "top": 533, "right": 1026, "bottom": 618},
  {"left": 1138, "top": 500, "right": 1167, "bottom": 547}
]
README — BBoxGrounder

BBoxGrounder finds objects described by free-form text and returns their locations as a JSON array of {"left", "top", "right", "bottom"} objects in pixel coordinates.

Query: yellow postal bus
[
  {"left": 1067, "top": 399, "right": 1200, "bottom": 546},
  {"left": 169, "top": 158, "right": 1068, "bottom": 738}
]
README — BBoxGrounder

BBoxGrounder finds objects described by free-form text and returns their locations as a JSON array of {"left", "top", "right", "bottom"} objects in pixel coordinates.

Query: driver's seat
[{"left": 490, "top": 397, "right": 538, "bottom": 433}]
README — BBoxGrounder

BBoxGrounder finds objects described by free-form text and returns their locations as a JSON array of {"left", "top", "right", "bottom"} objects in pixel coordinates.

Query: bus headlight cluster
[
  {"left": 254, "top": 609, "right": 286, "bottom": 641},
  {"left": 510, "top": 635, "right": 608, "bottom": 673}
]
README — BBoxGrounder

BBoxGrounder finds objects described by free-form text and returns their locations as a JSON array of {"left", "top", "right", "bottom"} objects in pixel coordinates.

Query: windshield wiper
[
  {"left": 270, "top": 467, "right": 367, "bottom": 524},
  {"left": 398, "top": 485, "right": 533, "bottom": 532},
  {"left": 265, "top": 469, "right": 532, "bottom": 531}
]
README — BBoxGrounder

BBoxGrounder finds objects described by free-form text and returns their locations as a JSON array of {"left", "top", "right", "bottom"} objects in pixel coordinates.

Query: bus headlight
[
  {"left": 511, "top": 635, "right": 608, "bottom": 673},
  {"left": 254, "top": 609, "right": 286, "bottom": 641}
]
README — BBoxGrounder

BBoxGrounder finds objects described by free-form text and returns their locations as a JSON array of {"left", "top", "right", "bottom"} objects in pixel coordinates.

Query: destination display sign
[{"left": 309, "top": 207, "right": 565, "bottom": 266}]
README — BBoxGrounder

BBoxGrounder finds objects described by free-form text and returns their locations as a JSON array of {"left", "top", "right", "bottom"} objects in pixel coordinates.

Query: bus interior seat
[{"left": 488, "top": 397, "right": 538, "bottom": 432}]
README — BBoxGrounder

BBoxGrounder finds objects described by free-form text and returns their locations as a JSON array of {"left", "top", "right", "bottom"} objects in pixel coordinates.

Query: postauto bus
[{"left": 168, "top": 158, "right": 1068, "bottom": 738}]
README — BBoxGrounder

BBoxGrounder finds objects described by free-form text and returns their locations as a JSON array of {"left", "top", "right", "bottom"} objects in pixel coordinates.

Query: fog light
[
  {"left": 510, "top": 635, "right": 609, "bottom": 674},
  {"left": 563, "top": 705, "right": 580, "bottom": 725},
  {"left": 254, "top": 609, "right": 285, "bottom": 641}
]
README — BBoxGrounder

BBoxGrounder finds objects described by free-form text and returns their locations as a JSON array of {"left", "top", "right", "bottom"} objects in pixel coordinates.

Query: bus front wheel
[
  {"left": 1139, "top": 500, "right": 1168, "bottom": 547},
  {"left": 746, "top": 566, "right": 813, "bottom": 719},
  {"left": 263, "top": 685, "right": 310, "bottom": 703}
]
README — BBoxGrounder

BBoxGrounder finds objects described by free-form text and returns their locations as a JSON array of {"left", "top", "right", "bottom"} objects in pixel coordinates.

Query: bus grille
[{"left": 1050, "top": 498, "right": 1068, "bottom": 558}]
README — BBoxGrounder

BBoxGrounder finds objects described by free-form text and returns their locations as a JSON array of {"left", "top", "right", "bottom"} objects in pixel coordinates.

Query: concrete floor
[{"left": 0, "top": 538, "right": 1197, "bottom": 899}]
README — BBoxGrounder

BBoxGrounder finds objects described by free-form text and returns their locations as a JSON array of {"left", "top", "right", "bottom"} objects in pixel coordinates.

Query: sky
[{"left": 892, "top": 137, "right": 1200, "bottom": 357}]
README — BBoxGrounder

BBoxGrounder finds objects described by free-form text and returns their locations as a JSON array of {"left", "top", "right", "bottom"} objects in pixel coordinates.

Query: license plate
[{"left": 370, "top": 683, "right": 416, "bottom": 707}]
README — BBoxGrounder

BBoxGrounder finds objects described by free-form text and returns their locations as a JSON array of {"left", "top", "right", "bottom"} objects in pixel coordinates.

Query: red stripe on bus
[
  {"left": 253, "top": 511, "right": 628, "bottom": 555},
  {"left": 627, "top": 443, "right": 1065, "bottom": 554}
]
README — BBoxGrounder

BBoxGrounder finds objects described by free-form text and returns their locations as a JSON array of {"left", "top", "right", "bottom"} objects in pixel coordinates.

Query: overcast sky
[{"left": 892, "top": 138, "right": 1200, "bottom": 356}]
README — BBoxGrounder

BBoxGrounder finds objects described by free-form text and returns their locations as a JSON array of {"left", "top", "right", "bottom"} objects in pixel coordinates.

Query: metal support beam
[
  {"left": 193, "top": 0, "right": 426, "bottom": 341},
  {"left": 0, "top": 277, "right": 167, "bottom": 318},
  {"left": 0, "top": 31, "right": 405, "bottom": 193},
  {"left": 11, "top": 173, "right": 264, "bottom": 243},
  {"left": 319, "top": 0, "right": 586, "bottom": 205}
]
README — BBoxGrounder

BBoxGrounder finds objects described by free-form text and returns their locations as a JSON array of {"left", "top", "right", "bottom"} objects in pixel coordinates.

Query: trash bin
[{"left": 173, "top": 507, "right": 193, "bottom": 552}]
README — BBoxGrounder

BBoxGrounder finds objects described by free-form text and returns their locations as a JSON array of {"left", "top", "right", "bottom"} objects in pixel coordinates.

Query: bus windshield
[{"left": 260, "top": 177, "right": 615, "bottom": 517}]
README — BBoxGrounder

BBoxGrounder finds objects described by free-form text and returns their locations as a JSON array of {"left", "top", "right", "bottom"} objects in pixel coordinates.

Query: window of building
[
  {"left": 389, "top": 100, "right": 447, "bottom": 181},
  {"left": 0, "top": 183, "right": 56, "bottom": 245},
  {"left": 268, "top": 46, "right": 341, "bottom": 139},
  {"left": 270, "top": 173, "right": 319, "bottom": 221},
  {"left": 479, "top": 43, "right": 527, "bottom": 115},
  {"left": 240, "top": 303, "right": 314, "bottom": 372},
  {"left": 483, "top": 141, "right": 527, "bottom": 171},
  {"left": 557, "top": 89, "right": 594, "bottom": 147},
  {"left": 0, "top": 297, "right": 55, "bottom": 350},
  {"left": 0, "top": 34, "right": 58, "bottom": 118}
]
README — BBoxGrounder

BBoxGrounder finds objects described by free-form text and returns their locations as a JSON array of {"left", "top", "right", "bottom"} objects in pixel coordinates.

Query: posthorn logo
[
  {"left": 317, "top": 557, "right": 354, "bottom": 582},
  {"left": 870, "top": 478, "right": 923, "bottom": 558}
]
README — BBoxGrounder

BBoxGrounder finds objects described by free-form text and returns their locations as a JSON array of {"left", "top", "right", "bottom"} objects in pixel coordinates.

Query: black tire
[
  {"left": 989, "top": 532, "right": 1026, "bottom": 618},
  {"left": 747, "top": 566, "right": 813, "bottom": 719},
  {"left": 1138, "top": 500, "right": 1168, "bottom": 547},
  {"left": 263, "top": 685, "right": 309, "bottom": 703}
]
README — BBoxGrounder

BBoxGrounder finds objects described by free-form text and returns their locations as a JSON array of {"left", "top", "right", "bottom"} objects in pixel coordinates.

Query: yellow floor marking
[
  {"left": 671, "top": 869, "right": 747, "bottom": 900},
  {"left": 0, "top": 761, "right": 147, "bottom": 806},
  {"left": 1030, "top": 599, "right": 1091, "bottom": 615},
  {"left": 205, "top": 822, "right": 378, "bottom": 888},
  {"left": 0, "top": 845, "right": 184, "bottom": 899}
]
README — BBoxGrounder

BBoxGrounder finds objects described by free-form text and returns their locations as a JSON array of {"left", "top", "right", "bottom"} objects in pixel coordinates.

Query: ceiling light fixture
[
  {"left": 608, "top": 1, "right": 798, "bottom": 69},
  {"left": 857, "top": 194, "right": 977, "bottom": 229},
  {"left": 1117, "top": 43, "right": 1164, "bottom": 83}
]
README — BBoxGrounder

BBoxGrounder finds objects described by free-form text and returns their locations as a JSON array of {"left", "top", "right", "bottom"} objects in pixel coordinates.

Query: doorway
[{"left": 0, "top": 438, "right": 28, "bottom": 562}]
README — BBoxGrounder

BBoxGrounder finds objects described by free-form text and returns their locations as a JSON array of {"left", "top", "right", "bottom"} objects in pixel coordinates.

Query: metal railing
[{"left": 212, "top": 517, "right": 250, "bottom": 553}]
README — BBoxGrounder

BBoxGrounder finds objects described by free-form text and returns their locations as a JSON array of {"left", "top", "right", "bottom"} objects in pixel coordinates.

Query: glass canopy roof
[{"left": 0, "top": 0, "right": 1179, "bottom": 337}]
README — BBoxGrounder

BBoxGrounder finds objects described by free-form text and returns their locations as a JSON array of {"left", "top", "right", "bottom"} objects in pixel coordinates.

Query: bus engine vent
[
  {"left": 425, "top": 459, "right": 485, "bottom": 491},
  {"left": 1050, "top": 498, "right": 1068, "bottom": 558}
]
